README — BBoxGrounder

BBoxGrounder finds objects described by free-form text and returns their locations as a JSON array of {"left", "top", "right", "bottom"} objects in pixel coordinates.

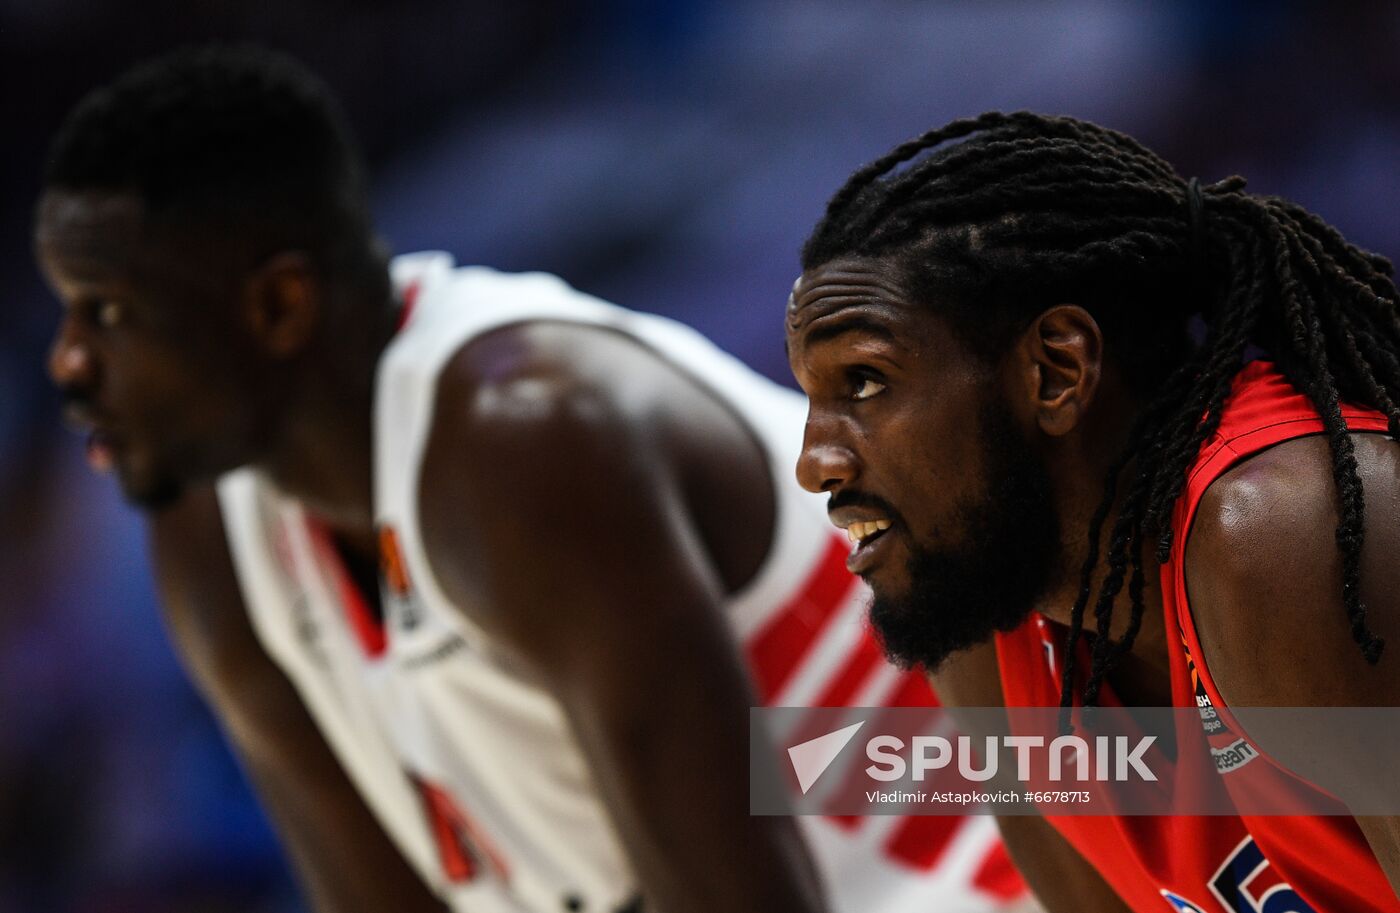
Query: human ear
[
  {"left": 1013, "top": 304, "right": 1103, "bottom": 437},
  {"left": 242, "top": 251, "right": 320, "bottom": 358}
]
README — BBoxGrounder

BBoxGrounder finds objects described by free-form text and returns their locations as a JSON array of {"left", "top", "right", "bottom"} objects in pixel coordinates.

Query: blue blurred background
[{"left": 2, "top": 1, "right": 1398, "bottom": 910}]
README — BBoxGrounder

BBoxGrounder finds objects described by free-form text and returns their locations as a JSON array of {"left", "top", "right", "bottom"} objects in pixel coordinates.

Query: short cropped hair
[{"left": 44, "top": 45, "right": 374, "bottom": 270}]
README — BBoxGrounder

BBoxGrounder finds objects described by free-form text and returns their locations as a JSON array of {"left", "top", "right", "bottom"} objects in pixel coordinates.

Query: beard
[{"left": 868, "top": 396, "right": 1061, "bottom": 673}]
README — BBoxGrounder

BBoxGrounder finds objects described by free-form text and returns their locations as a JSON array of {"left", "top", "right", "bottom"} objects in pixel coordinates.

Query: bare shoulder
[
  {"left": 1185, "top": 435, "right": 1338, "bottom": 606},
  {"left": 429, "top": 321, "right": 670, "bottom": 478},
  {"left": 421, "top": 322, "right": 677, "bottom": 558},
  {"left": 1184, "top": 432, "right": 1400, "bottom": 706},
  {"left": 416, "top": 322, "right": 701, "bottom": 639},
  {"left": 417, "top": 319, "right": 773, "bottom": 628}
]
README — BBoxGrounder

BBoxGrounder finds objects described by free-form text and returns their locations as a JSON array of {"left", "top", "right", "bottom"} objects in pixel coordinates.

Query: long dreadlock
[{"left": 802, "top": 111, "right": 1400, "bottom": 706}]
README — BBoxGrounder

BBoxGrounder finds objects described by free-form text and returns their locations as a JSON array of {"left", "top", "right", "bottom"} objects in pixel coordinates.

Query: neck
[
  {"left": 1034, "top": 397, "right": 1175, "bottom": 703},
  {"left": 261, "top": 294, "right": 398, "bottom": 543}
]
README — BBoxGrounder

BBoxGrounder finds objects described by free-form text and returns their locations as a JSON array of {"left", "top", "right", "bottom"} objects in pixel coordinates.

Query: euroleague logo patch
[
  {"left": 378, "top": 524, "right": 423, "bottom": 630},
  {"left": 1179, "top": 627, "right": 1260, "bottom": 774}
]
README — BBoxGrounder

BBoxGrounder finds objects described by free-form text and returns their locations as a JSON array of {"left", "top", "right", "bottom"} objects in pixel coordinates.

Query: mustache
[{"left": 826, "top": 490, "right": 901, "bottom": 519}]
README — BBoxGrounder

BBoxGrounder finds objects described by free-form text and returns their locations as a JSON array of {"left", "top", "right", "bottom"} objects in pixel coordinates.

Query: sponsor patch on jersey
[
  {"left": 1211, "top": 738, "right": 1259, "bottom": 774},
  {"left": 1176, "top": 626, "right": 1270, "bottom": 776},
  {"left": 399, "top": 633, "right": 469, "bottom": 670}
]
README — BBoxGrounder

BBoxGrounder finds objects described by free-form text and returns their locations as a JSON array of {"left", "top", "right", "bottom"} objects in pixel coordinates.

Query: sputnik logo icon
[{"left": 786, "top": 721, "right": 866, "bottom": 795}]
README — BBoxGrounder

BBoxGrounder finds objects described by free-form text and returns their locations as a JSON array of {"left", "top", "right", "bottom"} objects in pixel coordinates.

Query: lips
[
  {"left": 828, "top": 494, "right": 904, "bottom": 575},
  {"left": 63, "top": 404, "right": 121, "bottom": 474},
  {"left": 845, "top": 521, "right": 897, "bottom": 575},
  {"left": 830, "top": 512, "right": 898, "bottom": 575},
  {"left": 86, "top": 429, "right": 118, "bottom": 473}
]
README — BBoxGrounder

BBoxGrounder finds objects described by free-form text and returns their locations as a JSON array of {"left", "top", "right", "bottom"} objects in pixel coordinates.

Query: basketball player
[
  {"left": 36, "top": 50, "right": 1026, "bottom": 913},
  {"left": 787, "top": 111, "right": 1400, "bottom": 911}
]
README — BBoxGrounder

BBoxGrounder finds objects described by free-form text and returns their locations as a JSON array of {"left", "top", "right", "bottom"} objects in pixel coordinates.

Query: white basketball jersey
[{"left": 217, "top": 252, "right": 1025, "bottom": 913}]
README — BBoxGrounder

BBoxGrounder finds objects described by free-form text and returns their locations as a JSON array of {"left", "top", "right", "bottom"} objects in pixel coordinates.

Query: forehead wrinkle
[
  {"left": 787, "top": 290, "right": 903, "bottom": 335},
  {"left": 789, "top": 281, "right": 907, "bottom": 334}
]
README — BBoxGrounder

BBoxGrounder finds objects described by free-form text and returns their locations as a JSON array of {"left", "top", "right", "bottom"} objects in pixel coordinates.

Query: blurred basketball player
[
  {"left": 36, "top": 49, "right": 1026, "bottom": 913},
  {"left": 788, "top": 112, "right": 1400, "bottom": 911}
]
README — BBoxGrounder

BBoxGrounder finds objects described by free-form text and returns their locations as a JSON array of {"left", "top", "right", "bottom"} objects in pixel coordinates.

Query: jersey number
[{"left": 1160, "top": 836, "right": 1316, "bottom": 913}]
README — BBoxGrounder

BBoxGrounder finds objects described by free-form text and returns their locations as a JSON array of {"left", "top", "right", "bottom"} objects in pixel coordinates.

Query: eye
[
  {"left": 851, "top": 373, "right": 887, "bottom": 401},
  {"left": 95, "top": 300, "right": 125, "bottom": 329}
]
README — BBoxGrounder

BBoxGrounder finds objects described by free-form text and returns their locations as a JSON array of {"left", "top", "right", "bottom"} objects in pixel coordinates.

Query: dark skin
[
  {"left": 1187, "top": 434, "right": 1400, "bottom": 897},
  {"left": 786, "top": 256, "right": 1400, "bottom": 908},
  {"left": 153, "top": 485, "right": 449, "bottom": 913},
  {"left": 39, "top": 189, "right": 826, "bottom": 913}
]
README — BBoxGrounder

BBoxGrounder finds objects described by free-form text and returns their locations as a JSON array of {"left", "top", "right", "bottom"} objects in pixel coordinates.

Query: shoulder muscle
[{"left": 1185, "top": 432, "right": 1400, "bottom": 708}]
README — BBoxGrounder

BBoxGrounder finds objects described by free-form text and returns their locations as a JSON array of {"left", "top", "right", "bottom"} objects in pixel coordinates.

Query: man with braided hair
[{"left": 787, "top": 110, "right": 1400, "bottom": 911}]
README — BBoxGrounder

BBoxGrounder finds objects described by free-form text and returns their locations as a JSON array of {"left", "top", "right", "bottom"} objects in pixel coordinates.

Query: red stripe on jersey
[
  {"left": 972, "top": 841, "right": 1025, "bottom": 901},
  {"left": 812, "top": 632, "right": 883, "bottom": 708},
  {"left": 747, "top": 537, "right": 858, "bottom": 703},
  {"left": 306, "top": 519, "right": 387, "bottom": 659},
  {"left": 412, "top": 774, "right": 512, "bottom": 884},
  {"left": 423, "top": 785, "right": 478, "bottom": 882},
  {"left": 818, "top": 672, "right": 942, "bottom": 833},
  {"left": 397, "top": 279, "right": 421, "bottom": 331}
]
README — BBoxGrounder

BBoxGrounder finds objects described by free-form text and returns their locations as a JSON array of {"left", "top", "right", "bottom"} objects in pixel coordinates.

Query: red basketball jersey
[{"left": 995, "top": 360, "right": 1399, "bottom": 912}]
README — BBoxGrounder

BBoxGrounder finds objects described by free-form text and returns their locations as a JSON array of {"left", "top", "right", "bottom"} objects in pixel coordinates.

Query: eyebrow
[{"left": 801, "top": 314, "right": 898, "bottom": 347}]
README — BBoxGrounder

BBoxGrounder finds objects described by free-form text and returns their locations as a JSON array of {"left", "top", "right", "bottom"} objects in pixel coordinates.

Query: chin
[
  {"left": 865, "top": 553, "right": 1042, "bottom": 674},
  {"left": 119, "top": 464, "right": 187, "bottom": 512}
]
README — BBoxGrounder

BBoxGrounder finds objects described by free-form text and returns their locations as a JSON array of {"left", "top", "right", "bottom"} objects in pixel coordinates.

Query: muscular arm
[
  {"left": 1187, "top": 433, "right": 1400, "bottom": 898},
  {"left": 419, "top": 325, "right": 826, "bottom": 913},
  {"left": 150, "top": 486, "right": 446, "bottom": 913},
  {"left": 932, "top": 642, "right": 1132, "bottom": 913}
]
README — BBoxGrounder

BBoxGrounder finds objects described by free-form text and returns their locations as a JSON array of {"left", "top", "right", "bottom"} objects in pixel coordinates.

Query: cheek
[
  {"left": 118, "top": 343, "right": 225, "bottom": 429},
  {"left": 881, "top": 398, "right": 968, "bottom": 473},
  {"left": 880, "top": 401, "right": 986, "bottom": 522}
]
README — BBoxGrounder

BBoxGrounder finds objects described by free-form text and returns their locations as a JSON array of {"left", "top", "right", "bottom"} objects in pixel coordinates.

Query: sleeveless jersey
[
  {"left": 995, "top": 360, "right": 1398, "bottom": 912},
  {"left": 217, "top": 253, "right": 1025, "bottom": 913}
]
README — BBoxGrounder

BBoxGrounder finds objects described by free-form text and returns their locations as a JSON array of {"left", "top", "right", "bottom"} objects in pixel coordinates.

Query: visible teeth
[{"left": 847, "top": 519, "right": 891, "bottom": 544}]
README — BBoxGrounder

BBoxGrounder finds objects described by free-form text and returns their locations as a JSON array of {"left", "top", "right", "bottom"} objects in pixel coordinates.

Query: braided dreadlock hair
[{"left": 802, "top": 111, "right": 1400, "bottom": 706}]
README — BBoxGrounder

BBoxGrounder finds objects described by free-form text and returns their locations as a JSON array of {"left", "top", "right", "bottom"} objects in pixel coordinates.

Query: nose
[
  {"left": 48, "top": 317, "right": 97, "bottom": 392},
  {"left": 796, "top": 415, "right": 860, "bottom": 493}
]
